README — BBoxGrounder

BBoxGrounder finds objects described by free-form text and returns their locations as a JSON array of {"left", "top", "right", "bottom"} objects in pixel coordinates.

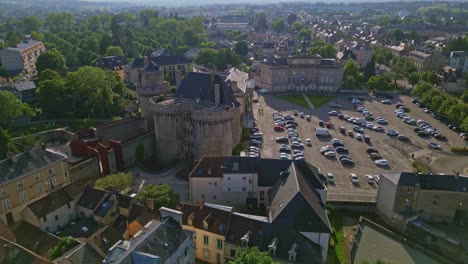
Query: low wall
[
  {"left": 330, "top": 201, "right": 376, "bottom": 214},
  {"left": 69, "top": 157, "right": 100, "bottom": 182}
]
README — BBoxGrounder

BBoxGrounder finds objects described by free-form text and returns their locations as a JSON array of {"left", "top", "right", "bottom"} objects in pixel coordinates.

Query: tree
[
  {"left": 46, "top": 13, "right": 75, "bottom": 34},
  {"left": 228, "top": 247, "right": 277, "bottom": 264},
  {"left": 95, "top": 172, "right": 133, "bottom": 191},
  {"left": 5, "top": 31, "right": 22, "bottom": 47},
  {"left": 421, "top": 71, "right": 441, "bottom": 85},
  {"left": 367, "top": 74, "right": 393, "bottom": 91},
  {"left": 308, "top": 43, "right": 337, "bottom": 58},
  {"left": 364, "top": 55, "right": 376, "bottom": 81},
  {"left": 343, "top": 60, "right": 364, "bottom": 89},
  {"left": 49, "top": 238, "right": 79, "bottom": 260},
  {"left": 254, "top": 13, "right": 268, "bottom": 32},
  {"left": 36, "top": 48, "right": 66, "bottom": 72},
  {"left": 182, "top": 29, "right": 199, "bottom": 47},
  {"left": 0, "top": 128, "right": 10, "bottom": 160},
  {"left": 270, "top": 19, "right": 286, "bottom": 34},
  {"left": 0, "top": 65, "right": 9, "bottom": 78},
  {"left": 139, "top": 9, "right": 159, "bottom": 27},
  {"left": 287, "top": 13, "right": 298, "bottom": 25},
  {"left": 412, "top": 81, "right": 432, "bottom": 96},
  {"left": 105, "top": 46, "right": 125, "bottom": 56},
  {"left": 388, "top": 28, "right": 405, "bottom": 45},
  {"left": 23, "top": 16, "right": 44, "bottom": 34},
  {"left": 408, "top": 72, "right": 420, "bottom": 86},
  {"left": 136, "top": 184, "right": 180, "bottom": 209},
  {"left": 374, "top": 47, "right": 394, "bottom": 65},
  {"left": 234, "top": 41, "right": 248, "bottom": 57},
  {"left": 461, "top": 90, "right": 468, "bottom": 104},
  {"left": 0, "top": 91, "right": 34, "bottom": 128},
  {"left": 297, "top": 28, "right": 312, "bottom": 41}
]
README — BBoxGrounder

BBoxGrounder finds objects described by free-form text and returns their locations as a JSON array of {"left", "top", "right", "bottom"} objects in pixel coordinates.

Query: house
[
  {"left": 225, "top": 67, "right": 255, "bottom": 127},
  {"left": 185, "top": 48, "right": 200, "bottom": 60},
  {"left": 13, "top": 81, "right": 37, "bottom": 102},
  {"left": 124, "top": 58, "right": 145, "bottom": 84},
  {"left": 0, "top": 147, "right": 70, "bottom": 226},
  {"left": 189, "top": 157, "right": 327, "bottom": 208},
  {"left": 376, "top": 172, "right": 468, "bottom": 228},
  {"left": 94, "top": 56, "right": 128, "bottom": 81},
  {"left": 76, "top": 187, "right": 119, "bottom": 227},
  {"left": 446, "top": 51, "right": 468, "bottom": 75},
  {"left": 182, "top": 157, "right": 331, "bottom": 263},
  {"left": 407, "top": 50, "right": 446, "bottom": 72},
  {"left": 150, "top": 55, "right": 192, "bottom": 85},
  {"left": 22, "top": 189, "right": 75, "bottom": 233},
  {"left": 0, "top": 39, "right": 45, "bottom": 75},
  {"left": 102, "top": 207, "right": 196, "bottom": 264}
]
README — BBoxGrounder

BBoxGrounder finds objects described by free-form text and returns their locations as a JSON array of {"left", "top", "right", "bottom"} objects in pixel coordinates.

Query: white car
[
  {"left": 330, "top": 138, "right": 343, "bottom": 144},
  {"left": 306, "top": 138, "right": 312, "bottom": 146},
  {"left": 365, "top": 175, "right": 375, "bottom": 184},
  {"left": 349, "top": 173, "right": 360, "bottom": 185},
  {"left": 356, "top": 133, "right": 363, "bottom": 140},
  {"left": 259, "top": 88, "right": 270, "bottom": 94},
  {"left": 375, "top": 159, "right": 389, "bottom": 166},
  {"left": 373, "top": 175, "right": 381, "bottom": 183},
  {"left": 323, "top": 151, "right": 336, "bottom": 157}
]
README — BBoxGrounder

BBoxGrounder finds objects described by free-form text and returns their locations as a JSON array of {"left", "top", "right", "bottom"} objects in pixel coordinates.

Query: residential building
[
  {"left": 137, "top": 59, "right": 170, "bottom": 97},
  {"left": 255, "top": 51, "right": 344, "bottom": 93},
  {"left": 144, "top": 72, "right": 242, "bottom": 164},
  {"left": 0, "top": 147, "right": 70, "bottom": 226},
  {"left": 407, "top": 50, "right": 446, "bottom": 72},
  {"left": 225, "top": 67, "right": 255, "bottom": 127},
  {"left": 376, "top": 172, "right": 468, "bottom": 227},
  {"left": 125, "top": 58, "right": 145, "bottom": 84},
  {"left": 103, "top": 207, "right": 195, "bottom": 264},
  {"left": 151, "top": 51, "right": 192, "bottom": 85},
  {"left": 447, "top": 51, "right": 468, "bottom": 75},
  {"left": 182, "top": 156, "right": 331, "bottom": 263},
  {"left": 12, "top": 81, "right": 37, "bottom": 102},
  {"left": 76, "top": 187, "right": 119, "bottom": 227},
  {"left": 0, "top": 39, "right": 45, "bottom": 75},
  {"left": 94, "top": 56, "right": 128, "bottom": 81},
  {"left": 261, "top": 42, "right": 275, "bottom": 59}
]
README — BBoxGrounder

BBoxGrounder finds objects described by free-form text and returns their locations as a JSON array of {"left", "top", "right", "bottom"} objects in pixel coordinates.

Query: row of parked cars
[
  {"left": 249, "top": 128, "right": 263, "bottom": 157},
  {"left": 320, "top": 138, "right": 355, "bottom": 166},
  {"left": 273, "top": 111, "right": 308, "bottom": 160}
]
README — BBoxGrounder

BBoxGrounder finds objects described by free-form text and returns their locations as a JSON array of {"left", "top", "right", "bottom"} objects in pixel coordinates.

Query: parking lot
[{"left": 253, "top": 91, "right": 467, "bottom": 202}]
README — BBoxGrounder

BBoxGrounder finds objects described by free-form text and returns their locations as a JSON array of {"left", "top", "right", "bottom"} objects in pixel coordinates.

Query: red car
[
  {"left": 274, "top": 125, "right": 285, "bottom": 132},
  {"left": 325, "top": 122, "right": 332, "bottom": 128}
]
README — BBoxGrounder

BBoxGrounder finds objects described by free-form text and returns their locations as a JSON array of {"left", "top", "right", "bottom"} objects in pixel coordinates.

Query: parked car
[
  {"left": 428, "top": 142, "right": 441, "bottom": 150},
  {"left": 323, "top": 151, "right": 336, "bottom": 157},
  {"left": 319, "top": 120, "right": 324, "bottom": 127},
  {"left": 375, "top": 159, "right": 389, "bottom": 166},
  {"left": 364, "top": 135, "right": 371, "bottom": 143},
  {"left": 369, "top": 153, "right": 383, "bottom": 160},
  {"left": 328, "top": 111, "right": 338, "bottom": 116},
  {"left": 348, "top": 130, "right": 354, "bottom": 137},
  {"left": 353, "top": 126, "right": 364, "bottom": 132},
  {"left": 325, "top": 122, "right": 332, "bottom": 128},
  {"left": 276, "top": 137, "right": 289, "bottom": 143},
  {"left": 306, "top": 115, "right": 311, "bottom": 121},
  {"left": 326, "top": 173, "right": 335, "bottom": 184},
  {"left": 349, "top": 173, "right": 360, "bottom": 185},
  {"left": 259, "top": 88, "right": 269, "bottom": 94},
  {"left": 356, "top": 133, "right": 363, "bottom": 141},
  {"left": 381, "top": 99, "right": 391, "bottom": 104},
  {"left": 300, "top": 112, "right": 304, "bottom": 118},
  {"left": 339, "top": 126, "right": 346, "bottom": 133},
  {"left": 293, "top": 110, "right": 298, "bottom": 116},
  {"left": 306, "top": 138, "right": 312, "bottom": 146},
  {"left": 274, "top": 125, "right": 285, "bottom": 132},
  {"left": 341, "top": 158, "right": 355, "bottom": 166},
  {"left": 386, "top": 130, "right": 398, "bottom": 137},
  {"left": 366, "top": 147, "right": 378, "bottom": 154},
  {"left": 365, "top": 175, "right": 375, "bottom": 184}
]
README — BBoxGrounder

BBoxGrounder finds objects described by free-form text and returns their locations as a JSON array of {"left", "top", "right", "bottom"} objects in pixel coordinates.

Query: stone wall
[
  {"left": 122, "top": 130, "right": 156, "bottom": 168},
  {"left": 94, "top": 117, "right": 147, "bottom": 143},
  {"left": 69, "top": 157, "right": 100, "bottom": 182}
]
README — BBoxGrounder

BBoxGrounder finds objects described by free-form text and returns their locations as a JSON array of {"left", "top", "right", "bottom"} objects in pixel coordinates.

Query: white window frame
[
  {"left": 2, "top": 199, "right": 11, "bottom": 211},
  {"left": 35, "top": 183, "right": 43, "bottom": 195},
  {"left": 19, "top": 191, "right": 28, "bottom": 204}
]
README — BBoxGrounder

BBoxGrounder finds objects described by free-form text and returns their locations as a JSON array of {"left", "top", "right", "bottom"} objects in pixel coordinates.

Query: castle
[{"left": 140, "top": 71, "right": 242, "bottom": 164}]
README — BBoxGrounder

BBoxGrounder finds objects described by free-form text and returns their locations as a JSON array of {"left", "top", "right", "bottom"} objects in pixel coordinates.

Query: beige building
[
  {"left": 144, "top": 72, "right": 242, "bottom": 164},
  {"left": 0, "top": 147, "right": 69, "bottom": 226},
  {"left": 377, "top": 172, "right": 468, "bottom": 228},
  {"left": 0, "top": 39, "right": 45, "bottom": 75},
  {"left": 407, "top": 50, "right": 447, "bottom": 73},
  {"left": 256, "top": 54, "right": 344, "bottom": 93}
]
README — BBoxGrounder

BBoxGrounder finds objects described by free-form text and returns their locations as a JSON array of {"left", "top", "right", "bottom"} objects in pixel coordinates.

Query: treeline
[{"left": 413, "top": 82, "right": 468, "bottom": 131}]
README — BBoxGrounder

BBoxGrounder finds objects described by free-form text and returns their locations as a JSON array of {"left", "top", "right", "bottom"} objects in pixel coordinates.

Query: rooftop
[
  {"left": 13, "top": 81, "right": 36, "bottom": 92},
  {"left": 27, "top": 189, "right": 73, "bottom": 218},
  {"left": 0, "top": 148, "right": 66, "bottom": 185},
  {"left": 6, "top": 39, "right": 42, "bottom": 51},
  {"left": 382, "top": 172, "right": 468, "bottom": 192}
]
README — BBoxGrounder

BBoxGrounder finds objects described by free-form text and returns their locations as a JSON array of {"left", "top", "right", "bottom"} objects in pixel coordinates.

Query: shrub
[
  {"left": 49, "top": 237, "right": 78, "bottom": 260},
  {"left": 451, "top": 147, "right": 468, "bottom": 153},
  {"left": 95, "top": 172, "right": 133, "bottom": 191}
]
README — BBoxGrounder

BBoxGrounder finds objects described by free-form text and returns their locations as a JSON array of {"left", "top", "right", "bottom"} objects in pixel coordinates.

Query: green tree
[
  {"left": 408, "top": 72, "right": 420, "bottom": 86},
  {"left": 139, "top": 9, "right": 159, "bottom": 27},
  {"left": 367, "top": 74, "right": 393, "bottom": 92},
  {"left": 136, "top": 184, "right": 180, "bottom": 209},
  {"left": 461, "top": 90, "right": 468, "bottom": 104},
  {"left": 388, "top": 28, "right": 405, "bottom": 45},
  {"left": 254, "top": 13, "right": 268, "bottom": 32},
  {"left": 343, "top": 60, "right": 364, "bottom": 89},
  {"left": 23, "top": 16, "right": 44, "bottom": 34},
  {"left": 36, "top": 48, "right": 66, "bottom": 72},
  {"left": 364, "top": 55, "right": 376, "bottom": 81},
  {"left": 5, "top": 31, "right": 22, "bottom": 47},
  {"left": 374, "top": 47, "right": 394, "bottom": 65},
  {"left": 0, "top": 128, "right": 10, "bottom": 160},
  {"left": 31, "top": 31, "right": 45, "bottom": 41},
  {"left": 421, "top": 71, "right": 441, "bottom": 85},
  {"left": 297, "top": 28, "right": 312, "bottom": 41},
  {"left": 182, "top": 29, "right": 199, "bottom": 47},
  {"left": 270, "top": 19, "right": 286, "bottom": 34},
  {"left": 234, "top": 40, "right": 249, "bottom": 57},
  {"left": 413, "top": 81, "right": 432, "bottom": 96},
  {"left": 0, "top": 65, "right": 9, "bottom": 78},
  {"left": 46, "top": 13, "right": 75, "bottom": 34},
  {"left": 49, "top": 238, "right": 79, "bottom": 260},
  {"left": 0, "top": 91, "right": 34, "bottom": 128},
  {"left": 95, "top": 172, "right": 133, "bottom": 191},
  {"left": 228, "top": 247, "right": 277, "bottom": 264},
  {"left": 37, "top": 75, "right": 69, "bottom": 118},
  {"left": 105, "top": 46, "right": 125, "bottom": 56},
  {"left": 308, "top": 43, "right": 337, "bottom": 58}
]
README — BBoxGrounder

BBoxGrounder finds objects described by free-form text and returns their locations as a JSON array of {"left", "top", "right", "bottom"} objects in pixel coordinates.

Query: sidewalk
[{"left": 303, "top": 94, "right": 315, "bottom": 109}]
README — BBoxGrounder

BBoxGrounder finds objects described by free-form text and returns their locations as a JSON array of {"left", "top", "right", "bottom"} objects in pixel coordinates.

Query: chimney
[
  {"left": 214, "top": 83, "right": 220, "bottom": 105},
  {"left": 143, "top": 56, "right": 149, "bottom": 66},
  {"left": 146, "top": 198, "right": 154, "bottom": 210},
  {"left": 175, "top": 70, "right": 182, "bottom": 87}
]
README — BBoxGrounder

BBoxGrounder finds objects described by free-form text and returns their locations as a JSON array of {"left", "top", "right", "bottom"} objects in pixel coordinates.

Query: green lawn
[
  {"left": 277, "top": 94, "right": 310, "bottom": 108},
  {"left": 307, "top": 94, "right": 335, "bottom": 108},
  {"left": 328, "top": 210, "right": 345, "bottom": 264}
]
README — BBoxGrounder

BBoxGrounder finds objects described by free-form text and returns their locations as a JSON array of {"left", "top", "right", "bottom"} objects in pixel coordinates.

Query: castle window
[{"left": 433, "top": 196, "right": 439, "bottom": 205}]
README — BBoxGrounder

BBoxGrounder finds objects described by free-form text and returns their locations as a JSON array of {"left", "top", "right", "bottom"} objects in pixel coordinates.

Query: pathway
[{"left": 302, "top": 94, "right": 315, "bottom": 109}]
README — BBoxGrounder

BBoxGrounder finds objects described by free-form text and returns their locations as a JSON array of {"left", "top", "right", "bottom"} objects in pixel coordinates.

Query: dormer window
[
  {"left": 268, "top": 238, "right": 279, "bottom": 256},
  {"left": 241, "top": 231, "right": 251, "bottom": 247},
  {"left": 288, "top": 243, "right": 299, "bottom": 263}
]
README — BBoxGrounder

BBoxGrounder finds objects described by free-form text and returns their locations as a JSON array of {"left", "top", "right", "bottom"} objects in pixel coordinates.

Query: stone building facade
[
  {"left": 136, "top": 60, "right": 170, "bottom": 97},
  {"left": 145, "top": 72, "right": 242, "bottom": 164},
  {"left": 255, "top": 54, "right": 344, "bottom": 93},
  {"left": 0, "top": 39, "right": 45, "bottom": 75}
]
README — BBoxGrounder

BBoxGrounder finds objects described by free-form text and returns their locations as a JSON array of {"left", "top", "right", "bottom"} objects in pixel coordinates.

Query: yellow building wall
[
  {"left": 0, "top": 160, "right": 69, "bottom": 224},
  {"left": 183, "top": 225, "right": 226, "bottom": 264}
]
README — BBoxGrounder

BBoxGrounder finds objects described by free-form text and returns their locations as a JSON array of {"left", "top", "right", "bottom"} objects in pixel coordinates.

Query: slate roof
[
  {"left": 143, "top": 60, "right": 160, "bottom": 72},
  {"left": 189, "top": 156, "right": 324, "bottom": 189},
  {"left": 27, "top": 189, "right": 73, "bottom": 218},
  {"left": 0, "top": 148, "right": 66, "bottom": 185},
  {"left": 175, "top": 71, "right": 240, "bottom": 107},
  {"left": 127, "top": 58, "right": 145, "bottom": 69},
  {"left": 321, "top": 59, "right": 339, "bottom": 65},
  {"left": 77, "top": 187, "right": 108, "bottom": 210},
  {"left": 382, "top": 172, "right": 468, "bottom": 192},
  {"left": 13, "top": 81, "right": 36, "bottom": 92},
  {"left": 95, "top": 56, "right": 128, "bottom": 69},
  {"left": 150, "top": 55, "right": 191, "bottom": 66},
  {"left": 118, "top": 194, "right": 133, "bottom": 209},
  {"left": 179, "top": 203, "right": 231, "bottom": 236}
]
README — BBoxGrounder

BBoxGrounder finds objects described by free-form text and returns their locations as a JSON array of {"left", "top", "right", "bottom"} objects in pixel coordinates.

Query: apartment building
[
  {"left": 407, "top": 50, "right": 446, "bottom": 73},
  {"left": 0, "top": 39, "right": 46, "bottom": 75},
  {"left": 0, "top": 147, "right": 70, "bottom": 226}
]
